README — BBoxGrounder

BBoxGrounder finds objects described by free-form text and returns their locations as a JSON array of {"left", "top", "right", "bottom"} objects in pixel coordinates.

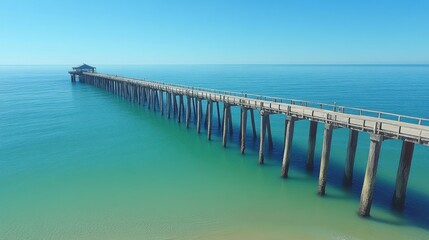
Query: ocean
[{"left": 1, "top": 65, "right": 428, "bottom": 239}]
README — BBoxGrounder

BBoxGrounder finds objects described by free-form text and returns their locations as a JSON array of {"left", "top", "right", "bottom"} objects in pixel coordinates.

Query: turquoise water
[{"left": 1, "top": 65, "right": 429, "bottom": 239}]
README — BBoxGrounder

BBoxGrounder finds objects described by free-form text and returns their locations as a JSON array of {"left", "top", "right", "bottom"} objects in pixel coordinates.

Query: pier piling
[
  {"left": 228, "top": 107, "right": 233, "bottom": 135},
  {"left": 167, "top": 92, "right": 171, "bottom": 119},
  {"left": 267, "top": 115, "right": 273, "bottom": 150},
  {"left": 318, "top": 123, "right": 333, "bottom": 196},
  {"left": 216, "top": 102, "right": 221, "bottom": 128},
  {"left": 178, "top": 95, "right": 184, "bottom": 123},
  {"left": 240, "top": 107, "right": 248, "bottom": 154},
  {"left": 160, "top": 90, "right": 164, "bottom": 115},
  {"left": 359, "top": 134, "right": 383, "bottom": 217},
  {"left": 259, "top": 112, "right": 268, "bottom": 164},
  {"left": 197, "top": 98, "right": 202, "bottom": 133},
  {"left": 222, "top": 104, "right": 230, "bottom": 147},
  {"left": 344, "top": 129, "right": 359, "bottom": 186},
  {"left": 392, "top": 141, "right": 414, "bottom": 209},
  {"left": 204, "top": 102, "right": 209, "bottom": 126},
  {"left": 173, "top": 94, "right": 177, "bottom": 117},
  {"left": 250, "top": 109, "right": 257, "bottom": 139},
  {"left": 281, "top": 116, "right": 296, "bottom": 178},
  {"left": 148, "top": 89, "right": 152, "bottom": 110},
  {"left": 207, "top": 100, "right": 213, "bottom": 140},
  {"left": 186, "top": 96, "right": 191, "bottom": 128},
  {"left": 307, "top": 121, "right": 318, "bottom": 171},
  {"left": 192, "top": 98, "right": 197, "bottom": 120}
]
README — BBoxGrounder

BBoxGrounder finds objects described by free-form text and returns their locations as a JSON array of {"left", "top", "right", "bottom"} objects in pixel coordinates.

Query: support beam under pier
[
  {"left": 148, "top": 89, "right": 152, "bottom": 110},
  {"left": 204, "top": 102, "right": 209, "bottom": 127},
  {"left": 267, "top": 114, "right": 273, "bottom": 150},
  {"left": 173, "top": 94, "right": 177, "bottom": 117},
  {"left": 392, "top": 141, "right": 414, "bottom": 209},
  {"left": 344, "top": 129, "right": 359, "bottom": 186},
  {"left": 197, "top": 98, "right": 202, "bottom": 133},
  {"left": 192, "top": 98, "right": 197, "bottom": 120},
  {"left": 240, "top": 107, "right": 248, "bottom": 154},
  {"left": 153, "top": 89, "right": 158, "bottom": 112},
  {"left": 258, "top": 112, "right": 268, "bottom": 165},
  {"left": 318, "top": 123, "right": 333, "bottom": 196},
  {"left": 159, "top": 90, "right": 164, "bottom": 115},
  {"left": 359, "top": 134, "right": 383, "bottom": 217},
  {"left": 307, "top": 121, "right": 318, "bottom": 171},
  {"left": 186, "top": 96, "right": 191, "bottom": 128},
  {"left": 281, "top": 116, "right": 296, "bottom": 178},
  {"left": 207, "top": 100, "right": 213, "bottom": 140},
  {"left": 166, "top": 92, "right": 171, "bottom": 119},
  {"left": 222, "top": 104, "right": 230, "bottom": 147},
  {"left": 216, "top": 102, "right": 221, "bottom": 128},
  {"left": 250, "top": 109, "right": 257, "bottom": 139},
  {"left": 178, "top": 95, "right": 184, "bottom": 123},
  {"left": 228, "top": 106, "right": 233, "bottom": 135}
]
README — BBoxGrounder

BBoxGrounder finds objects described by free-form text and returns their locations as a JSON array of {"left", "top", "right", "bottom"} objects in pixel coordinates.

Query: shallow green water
[{"left": 1, "top": 65, "right": 428, "bottom": 239}]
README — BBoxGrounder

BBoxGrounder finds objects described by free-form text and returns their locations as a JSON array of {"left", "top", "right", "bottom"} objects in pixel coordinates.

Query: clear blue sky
[{"left": 1, "top": 0, "right": 428, "bottom": 64}]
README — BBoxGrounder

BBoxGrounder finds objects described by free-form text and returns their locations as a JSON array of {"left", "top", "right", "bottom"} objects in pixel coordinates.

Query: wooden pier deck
[{"left": 70, "top": 69, "right": 429, "bottom": 217}]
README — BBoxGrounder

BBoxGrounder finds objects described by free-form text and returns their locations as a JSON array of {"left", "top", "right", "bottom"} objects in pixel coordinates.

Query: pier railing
[{"left": 96, "top": 73, "right": 429, "bottom": 127}]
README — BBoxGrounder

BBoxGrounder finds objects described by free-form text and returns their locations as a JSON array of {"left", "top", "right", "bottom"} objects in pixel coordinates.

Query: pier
[{"left": 70, "top": 65, "right": 429, "bottom": 217}]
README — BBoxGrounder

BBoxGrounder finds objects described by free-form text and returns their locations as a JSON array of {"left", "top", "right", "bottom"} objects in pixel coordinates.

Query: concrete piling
[
  {"left": 178, "top": 95, "right": 184, "bottom": 123},
  {"left": 216, "top": 102, "right": 221, "bottom": 128},
  {"left": 152, "top": 89, "right": 157, "bottom": 112},
  {"left": 204, "top": 102, "right": 209, "bottom": 126},
  {"left": 239, "top": 108, "right": 243, "bottom": 141},
  {"left": 148, "top": 89, "right": 152, "bottom": 110},
  {"left": 228, "top": 107, "right": 233, "bottom": 135},
  {"left": 259, "top": 112, "right": 268, "bottom": 164},
  {"left": 267, "top": 114, "right": 273, "bottom": 150},
  {"left": 186, "top": 96, "right": 191, "bottom": 128},
  {"left": 250, "top": 109, "right": 257, "bottom": 139},
  {"left": 160, "top": 90, "right": 164, "bottom": 115},
  {"left": 197, "top": 98, "right": 202, "bottom": 133},
  {"left": 222, "top": 104, "right": 230, "bottom": 147},
  {"left": 167, "top": 92, "right": 171, "bottom": 119},
  {"left": 307, "top": 121, "right": 318, "bottom": 171},
  {"left": 359, "top": 134, "right": 383, "bottom": 217},
  {"left": 173, "top": 94, "right": 177, "bottom": 117},
  {"left": 207, "top": 100, "right": 213, "bottom": 140},
  {"left": 318, "top": 123, "right": 333, "bottom": 196},
  {"left": 281, "top": 116, "right": 296, "bottom": 178},
  {"left": 392, "top": 141, "right": 414, "bottom": 209},
  {"left": 344, "top": 129, "right": 359, "bottom": 186},
  {"left": 145, "top": 88, "right": 150, "bottom": 105},
  {"left": 240, "top": 107, "right": 248, "bottom": 154},
  {"left": 192, "top": 97, "right": 197, "bottom": 120}
]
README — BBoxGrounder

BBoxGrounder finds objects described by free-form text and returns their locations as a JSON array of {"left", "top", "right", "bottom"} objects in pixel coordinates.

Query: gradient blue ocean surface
[{"left": 1, "top": 65, "right": 429, "bottom": 239}]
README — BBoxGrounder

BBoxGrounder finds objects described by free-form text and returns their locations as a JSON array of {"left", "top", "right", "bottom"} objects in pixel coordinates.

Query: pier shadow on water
[{"left": 91, "top": 85, "right": 429, "bottom": 231}]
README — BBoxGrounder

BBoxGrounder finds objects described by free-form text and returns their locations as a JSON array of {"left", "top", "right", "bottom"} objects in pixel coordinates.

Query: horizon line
[{"left": 1, "top": 63, "right": 429, "bottom": 66}]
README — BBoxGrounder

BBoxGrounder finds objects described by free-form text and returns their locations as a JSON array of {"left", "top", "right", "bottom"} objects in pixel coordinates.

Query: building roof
[{"left": 73, "top": 64, "right": 96, "bottom": 70}]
